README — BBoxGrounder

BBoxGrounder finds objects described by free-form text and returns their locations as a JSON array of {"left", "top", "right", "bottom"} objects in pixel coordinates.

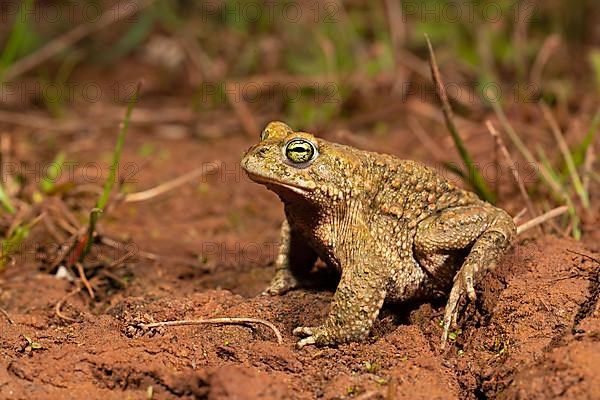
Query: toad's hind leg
[
  {"left": 413, "top": 205, "right": 516, "bottom": 346},
  {"left": 263, "top": 219, "right": 318, "bottom": 295}
]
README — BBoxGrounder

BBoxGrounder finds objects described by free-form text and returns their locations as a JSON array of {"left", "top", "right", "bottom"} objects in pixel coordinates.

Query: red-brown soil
[{"left": 0, "top": 119, "right": 599, "bottom": 399}]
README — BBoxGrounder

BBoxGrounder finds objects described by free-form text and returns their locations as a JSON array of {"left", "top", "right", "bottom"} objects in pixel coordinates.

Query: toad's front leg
[
  {"left": 293, "top": 247, "right": 388, "bottom": 348},
  {"left": 264, "top": 219, "right": 318, "bottom": 295}
]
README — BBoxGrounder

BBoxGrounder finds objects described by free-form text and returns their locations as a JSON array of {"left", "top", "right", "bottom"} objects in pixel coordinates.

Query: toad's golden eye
[{"left": 284, "top": 139, "right": 317, "bottom": 165}]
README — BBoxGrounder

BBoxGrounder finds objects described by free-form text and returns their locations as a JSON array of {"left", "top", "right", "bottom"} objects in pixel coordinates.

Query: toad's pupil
[{"left": 286, "top": 140, "right": 314, "bottom": 163}]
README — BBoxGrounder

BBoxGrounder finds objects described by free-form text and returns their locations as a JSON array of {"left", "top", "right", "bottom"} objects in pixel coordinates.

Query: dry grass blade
[
  {"left": 48, "top": 227, "right": 86, "bottom": 271},
  {"left": 566, "top": 249, "right": 600, "bottom": 265},
  {"left": 384, "top": 0, "right": 405, "bottom": 49},
  {"left": 491, "top": 102, "right": 582, "bottom": 238},
  {"left": 55, "top": 287, "right": 82, "bottom": 322},
  {"left": 225, "top": 83, "right": 259, "bottom": 138},
  {"left": 124, "top": 163, "right": 220, "bottom": 203},
  {"left": 136, "top": 317, "right": 284, "bottom": 344},
  {"left": 99, "top": 235, "right": 160, "bottom": 262},
  {"left": 0, "top": 307, "right": 13, "bottom": 324},
  {"left": 384, "top": 0, "right": 406, "bottom": 93},
  {"left": 2, "top": 0, "right": 156, "bottom": 82},
  {"left": 486, "top": 121, "right": 540, "bottom": 231},
  {"left": 490, "top": 102, "right": 538, "bottom": 166},
  {"left": 529, "top": 34, "right": 561, "bottom": 88},
  {"left": 424, "top": 34, "right": 495, "bottom": 203},
  {"left": 517, "top": 205, "right": 568, "bottom": 235},
  {"left": 108, "top": 248, "right": 136, "bottom": 269},
  {"left": 407, "top": 117, "right": 446, "bottom": 162},
  {"left": 42, "top": 212, "right": 67, "bottom": 243},
  {"left": 540, "top": 102, "right": 589, "bottom": 209},
  {"left": 75, "top": 262, "right": 95, "bottom": 300},
  {"left": 100, "top": 270, "right": 128, "bottom": 287}
]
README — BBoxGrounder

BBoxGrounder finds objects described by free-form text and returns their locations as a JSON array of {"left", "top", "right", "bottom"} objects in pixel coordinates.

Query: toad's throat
[{"left": 244, "top": 172, "right": 316, "bottom": 195}]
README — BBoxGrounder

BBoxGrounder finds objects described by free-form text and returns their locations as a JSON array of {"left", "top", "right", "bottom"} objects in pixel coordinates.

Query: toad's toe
[{"left": 293, "top": 326, "right": 315, "bottom": 337}]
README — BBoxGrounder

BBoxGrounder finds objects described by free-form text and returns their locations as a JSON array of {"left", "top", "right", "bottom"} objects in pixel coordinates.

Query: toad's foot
[
  {"left": 413, "top": 205, "right": 515, "bottom": 348},
  {"left": 293, "top": 326, "right": 332, "bottom": 349},
  {"left": 441, "top": 262, "right": 476, "bottom": 347},
  {"left": 293, "top": 324, "right": 370, "bottom": 349},
  {"left": 262, "top": 268, "right": 299, "bottom": 296},
  {"left": 440, "top": 227, "right": 514, "bottom": 348}
]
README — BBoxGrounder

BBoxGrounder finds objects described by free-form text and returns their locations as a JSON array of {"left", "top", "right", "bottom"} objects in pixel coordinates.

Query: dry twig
[
  {"left": 512, "top": 208, "right": 527, "bottom": 224},
  {"left": 124, "top": 163, "right": 220, "bottom": 203},
  {"left": 42, "top": 212, "right": 67, "bottom": 243},
  {"left": 136, "top": 317, "right": 283, "bottom": 344},
  {"left": 517, "top": 206, "right": 568, "bottom": 235}
]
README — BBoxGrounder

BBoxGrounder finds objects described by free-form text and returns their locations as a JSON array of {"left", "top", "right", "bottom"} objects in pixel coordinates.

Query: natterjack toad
[{"left": 241, "top": 121, "right": 516, "bottom": 348}]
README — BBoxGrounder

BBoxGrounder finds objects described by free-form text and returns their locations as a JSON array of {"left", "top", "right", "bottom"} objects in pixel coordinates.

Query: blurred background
[{"left": 1, "top": 0, "right": 598, "bottom": 130}]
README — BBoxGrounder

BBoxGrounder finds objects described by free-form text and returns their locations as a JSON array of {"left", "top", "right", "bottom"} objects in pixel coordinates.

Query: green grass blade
[
  {"left": 572, "top": 108, "right": 600, "bottom": 168},
  {"left": 95, "top": 12, "right": 155, "bottom": 65},
  {"left": 491, "top": 102, "right": 538, "bottom": 166},
  {"left": 97, "top": 84, "right": 140, "bottom": 210},
  {"left": 0, "top": 0, "right": 34, "bottom": 78},
  {"left": 536, "top": 147, "right": 561, "bottom": 188},
  {"left": 590, "top": 49, "right": 600, "bottom": 95},
  {"left": 536, "top": 146, "right": 581, "bottom": 239},
  {"left": 493, "top": 101, "right": 583, "bottom": 240},
  {"left": 40, "top": 152, "right": 66, "bottom": 194},
  {"left": 425, "top": 35, "right": 495, "bottom": 203},
  {"left": 0, "top": 224, "right": 29, "bottom": 269},
  {"left": 441, "top": 161, "right": 466, "bottom": 179},
  {"left": 0, "top": 183, "right": 15, "bottom": 214},
  {"left": 80, "top": 83, "right": 141, "bottom": 261},
  {"left": 541, "top": 103, "right": 589, "bottom": 209}
]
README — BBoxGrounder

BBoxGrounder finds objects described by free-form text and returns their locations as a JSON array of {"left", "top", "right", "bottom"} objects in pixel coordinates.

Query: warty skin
[{"left": 241, "top": 121, "right": 516, "bottom": 348}]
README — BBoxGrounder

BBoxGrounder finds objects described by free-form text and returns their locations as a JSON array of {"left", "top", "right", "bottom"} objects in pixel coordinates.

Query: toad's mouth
[{"left": 243, "top": 171, "right": 315, "bottom": 195}]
